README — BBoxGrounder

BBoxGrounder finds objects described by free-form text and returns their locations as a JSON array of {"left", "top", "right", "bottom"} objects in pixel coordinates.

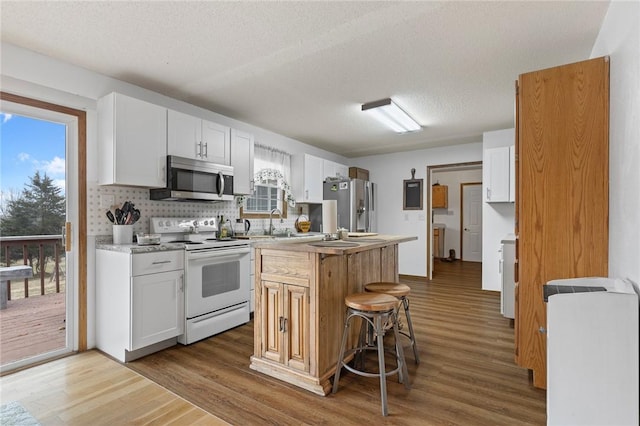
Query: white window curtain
[{"left": 254, "top": 143, "right": 295, "bottom": 206}]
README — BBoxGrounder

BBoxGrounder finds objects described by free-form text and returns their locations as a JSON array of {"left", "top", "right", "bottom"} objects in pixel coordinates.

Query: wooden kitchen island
[{"left": 249, "top": 235, "right": 416, "bottom": 396}]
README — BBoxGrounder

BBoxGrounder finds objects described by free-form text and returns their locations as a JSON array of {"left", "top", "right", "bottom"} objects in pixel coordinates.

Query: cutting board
[{"left": 348, "top": 232, "right": 378, "bottom": 237}]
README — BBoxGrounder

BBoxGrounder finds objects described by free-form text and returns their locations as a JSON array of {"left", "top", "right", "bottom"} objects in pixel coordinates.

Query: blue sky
[{"left": 0, "top": 112, "right": 66, "bottom": 204}]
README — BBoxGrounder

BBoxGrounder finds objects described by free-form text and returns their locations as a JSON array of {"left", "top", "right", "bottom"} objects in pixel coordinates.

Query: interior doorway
[
  {"left": 427, "top": 161, "right": 482, "bottom": 279},
  {"left": 461, "top": 183, "right": 482, "bottom": 262},
  {"left": 0, "top": 92, "right": 87, "bottom": 373}
]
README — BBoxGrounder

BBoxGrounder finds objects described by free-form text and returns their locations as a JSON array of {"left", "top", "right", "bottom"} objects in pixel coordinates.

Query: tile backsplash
[{"left": 89, "top": 182, "right": 301, "bottom": 236}]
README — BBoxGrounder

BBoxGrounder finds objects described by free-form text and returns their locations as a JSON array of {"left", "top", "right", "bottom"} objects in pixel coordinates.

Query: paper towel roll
[{"left": 322, "top": 200, "right": 337, "bottom": 234}]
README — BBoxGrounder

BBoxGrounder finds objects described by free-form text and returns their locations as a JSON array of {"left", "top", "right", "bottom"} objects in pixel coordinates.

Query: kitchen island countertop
[{"left": 251, "top": 234, "right": 416, "bottom": 254}]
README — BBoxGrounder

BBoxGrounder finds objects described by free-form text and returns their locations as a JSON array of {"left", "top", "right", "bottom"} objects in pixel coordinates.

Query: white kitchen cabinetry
[
  {"left": 98, "top": 92, "right": 167, "bottom": 188},
  {"left": 96, "top": 249, "right": 184, "bottom": 362},
  {"left": 293, "top": 154, "right": 324, "bottom": 203},
  {"left": 484, "top": 146, "right": 514, "bottom": 202},
  {"left": 230, "top": 129, "right": 255, "bottom": 195},
  {"left": 323, "top": 160, "right": 348, "bottom": 181},
  {"left": 167, "top": 109, "right": 231, "bottom": 165},
  {"left": 292, "top": 154, "right": 348, "bottom": 203}
]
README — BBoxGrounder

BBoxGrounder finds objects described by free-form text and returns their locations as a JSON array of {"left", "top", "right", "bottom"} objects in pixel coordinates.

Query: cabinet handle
[
  {"left": 197, "top": 141, "right": 202, "bottom": 158},
  {"left": 486, "top": 187, "right": 491, "bottom": 200},
  {"left": 539, "top": 326, "right": 546, "bottom": 334},
  {"left": 179, "top": 274, "right": 184, "bottom": 292},
  {"left": 203, "top": 142, "right": 208, "bottom": 158},
  {"left": 152, "top": 260, "right": 172, "bottom": 265},
  {"left": 279, "top": 316, "right": 285, "bottom": 332}
]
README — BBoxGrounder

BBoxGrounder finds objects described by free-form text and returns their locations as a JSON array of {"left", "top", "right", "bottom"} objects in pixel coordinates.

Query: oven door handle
[{"left": 187, "top": 247, "right": 250, "bottom": 260}]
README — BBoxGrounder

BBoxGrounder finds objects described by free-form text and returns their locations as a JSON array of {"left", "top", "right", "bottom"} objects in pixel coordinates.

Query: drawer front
[{"left": 132, "top": 250, "right": 184, "bottom": 276}]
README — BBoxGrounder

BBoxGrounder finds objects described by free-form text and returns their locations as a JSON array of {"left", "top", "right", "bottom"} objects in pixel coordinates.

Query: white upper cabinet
[
  {"left": 167, "top": 109, "right": 200, "bottom": 159},
  {"left": 323, "top": 160, "right": 348, "bottom": 180},
  {"left": 292, "top": 154, "right": 348, "bottom": 203},
  {"left": 167, "top": 109, "right": 231, "bottom": 165},
  {"left": 98, "top": 92, "right": 167, "bottom": 188},
  {"left": 484, "top": 146, "right": 514, "bottom": 203},
  {"left": 202, "top": 120, "right": 231, "bottom": 165},
  {"left": 230, "top": 129, "right": 255, "bottom": 195},
  {"left": 292, "top": 154, "right": 324, "bottom": 203}
]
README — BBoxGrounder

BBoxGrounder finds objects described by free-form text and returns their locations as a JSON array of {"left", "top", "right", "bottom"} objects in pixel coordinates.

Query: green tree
[{"left": 0, "top": 171, "right": 65, "bottom": 272}]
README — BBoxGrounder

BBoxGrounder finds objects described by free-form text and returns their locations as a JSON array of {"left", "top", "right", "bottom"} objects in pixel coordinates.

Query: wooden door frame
[
  {"left": 0, "top": 91, "right": 87, "bottom": 352},
  {"left": 426, "top": 161, "right": 482, "bottom": 279},
  {"left": 459, "top": 182, "right": 482, "bottom": 261}
]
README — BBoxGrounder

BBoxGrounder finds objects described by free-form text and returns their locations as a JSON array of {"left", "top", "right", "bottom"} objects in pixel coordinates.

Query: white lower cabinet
[{"left": 96, "top": 249, "right": 184, "bottom": 362}]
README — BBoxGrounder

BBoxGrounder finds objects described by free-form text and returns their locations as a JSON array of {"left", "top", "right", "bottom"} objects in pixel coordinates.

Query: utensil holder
[{"left": 113, "top": 225, "right": 133, "bottom": 245}]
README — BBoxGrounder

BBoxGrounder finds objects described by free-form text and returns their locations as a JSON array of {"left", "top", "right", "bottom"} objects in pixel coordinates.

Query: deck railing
[{"left": 0, "top": 235, "right": 63, "bottom": 299}]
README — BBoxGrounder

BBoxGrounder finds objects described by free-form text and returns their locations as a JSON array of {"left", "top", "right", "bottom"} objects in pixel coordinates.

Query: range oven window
[
  {"left": 173, "top": 168, "right": 217, "bottom": 194},
  {"left": 201, "top": 262, "right": 240, "bottom": 297}
]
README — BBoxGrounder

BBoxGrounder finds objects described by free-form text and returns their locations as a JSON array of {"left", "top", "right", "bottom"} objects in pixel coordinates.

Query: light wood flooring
[
  {"left": 0, "top": 350, "right": 227, "bottom": 425},
  {"left": 1, "top": 260, "right": 547, "bottom": 425}
]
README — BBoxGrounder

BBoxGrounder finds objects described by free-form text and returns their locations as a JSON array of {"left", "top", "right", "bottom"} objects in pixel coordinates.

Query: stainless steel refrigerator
[{"left": 323, "top": 178, "right": 376, "bottom": 232}]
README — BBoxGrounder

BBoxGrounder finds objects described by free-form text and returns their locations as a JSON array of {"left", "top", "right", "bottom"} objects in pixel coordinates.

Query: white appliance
[
  {"left": 499, "top": 234, "right": 515, "bottom": 319},
  {"left": 545, "top": 277, "right": 639, "bottom": 426},
  {"left": 322, "top": 178, "right": 376, "bottom": 232},
  {"left": 151, "top": 217, "right": 250, "bottom": 345}
]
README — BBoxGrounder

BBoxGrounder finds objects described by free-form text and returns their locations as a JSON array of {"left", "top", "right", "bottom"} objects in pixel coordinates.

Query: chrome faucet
[{"left": 268, "top": 208, "right": 283, "bottom": 235}]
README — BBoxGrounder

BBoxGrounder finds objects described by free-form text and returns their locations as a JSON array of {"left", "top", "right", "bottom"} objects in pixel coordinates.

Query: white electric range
[{"left": 151, "top": 217, "right": 251, "bottom": 344}]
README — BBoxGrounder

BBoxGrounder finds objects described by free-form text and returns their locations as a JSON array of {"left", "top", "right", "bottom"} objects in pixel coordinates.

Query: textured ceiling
[{"left": 0, "top": 1, "right": 609, "bottom": 157}]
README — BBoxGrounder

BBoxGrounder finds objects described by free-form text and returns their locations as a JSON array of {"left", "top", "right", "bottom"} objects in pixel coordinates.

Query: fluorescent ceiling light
[{"left": 361, "top": 98, "right": 421, "bottom": 133}]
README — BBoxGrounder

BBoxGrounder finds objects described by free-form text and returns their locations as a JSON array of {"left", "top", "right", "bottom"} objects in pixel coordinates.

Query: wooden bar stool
[
  {"left": 332, "top": 292, "right": 409, "bottom": 416},
  {"left": 365, "top": 282, "right": 420, "bottom": 364}
]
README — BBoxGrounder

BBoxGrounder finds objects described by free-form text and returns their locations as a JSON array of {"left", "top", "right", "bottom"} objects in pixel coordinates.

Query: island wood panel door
[
  {"left": 261, "top": 280, "right": 283, "bottom": 363},
  {"left": 317, "top": 255, "right": 349, "bottom": 378},
  {"left": 347, "top": 249, "right": 382, "bottom": 291},
  {"left": 380, "top": 245, "right": 398, "bottom": 282},
  {"left": 516, "top": 56, "right": 609, "bottom": 389},
  {"left": 284, "top": 284, "right": 309, "bottom": 373}
]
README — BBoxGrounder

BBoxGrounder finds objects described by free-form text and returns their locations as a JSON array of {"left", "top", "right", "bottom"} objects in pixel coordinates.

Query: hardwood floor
[
  {"left": 0, "top": 350, "right": 226, "bottom": 425},
  {"left": 0, "top": 260, "right": 546, "bottom": 425},
  {"left": 126, "top": 260, "right": 546, "bottom": 425}
]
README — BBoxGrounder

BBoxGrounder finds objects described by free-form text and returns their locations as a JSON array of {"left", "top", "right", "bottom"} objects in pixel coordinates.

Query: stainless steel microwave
[{"left": 150, "top": 156, "right": 234, "bottom": 201}]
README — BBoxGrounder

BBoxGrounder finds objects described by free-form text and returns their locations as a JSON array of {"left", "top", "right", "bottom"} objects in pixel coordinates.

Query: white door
[{"left": 462, "top": 184, "right": 482, "bottom": 262}]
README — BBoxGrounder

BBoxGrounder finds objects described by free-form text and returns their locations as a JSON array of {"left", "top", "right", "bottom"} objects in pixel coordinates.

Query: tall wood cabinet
[{"left": 515, "top": 57, "right": 609, "bottom": 389}]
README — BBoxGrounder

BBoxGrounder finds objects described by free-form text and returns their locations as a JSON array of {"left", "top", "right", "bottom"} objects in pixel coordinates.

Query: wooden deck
[{"left": 0, "top": 292, "right": 66, "bottom": 366}]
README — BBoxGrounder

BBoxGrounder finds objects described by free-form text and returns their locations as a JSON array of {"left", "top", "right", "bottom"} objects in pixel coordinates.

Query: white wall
[
  {"left": 590, "top": 0, "right": 640, "bottom": 287},
  {"left": 352, "top": 143, "right": 483, "bottom": 277},
  {"left": 482, "top": 129, "right": 515, "bottom": 291},
  {"left": 432, "top": 168, "right": 483, "bottom": 259},
  {"left": 0, "top": 43, "right": 350, "bottom": 349}
]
